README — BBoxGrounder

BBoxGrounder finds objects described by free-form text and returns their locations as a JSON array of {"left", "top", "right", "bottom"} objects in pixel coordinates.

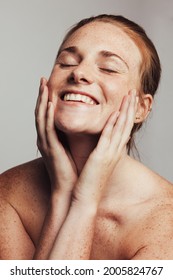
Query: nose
[{"left": 68, "top": 62, "right": 94, "bottom": 85}]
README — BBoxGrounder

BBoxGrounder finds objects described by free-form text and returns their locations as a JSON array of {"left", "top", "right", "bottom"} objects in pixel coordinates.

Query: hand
[
  {"left": 35, "top": 78, "right": 78, "bottom": 194},
  {"left": 73, "top": 91, "right": 138, "bottom": 205}
]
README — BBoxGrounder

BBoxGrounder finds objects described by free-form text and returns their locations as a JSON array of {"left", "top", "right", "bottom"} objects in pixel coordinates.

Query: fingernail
[{"left": 40, "top": 77, "right": 47, "bottom": 86}]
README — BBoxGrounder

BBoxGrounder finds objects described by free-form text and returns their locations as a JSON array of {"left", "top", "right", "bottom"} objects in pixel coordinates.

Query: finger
[
  {"left": 116, "top": 91, "right": 137, "bottom": 150},
  {"left": 35, "top": 80, "right": 43, "bottom": 116},
  {"left": 46, "top": 101, "right": 61, "bottom": 152},
  {"left": 35, "top": 77, "right": 47, "bottom": 116},
  {"left": 96, "top": 111, "right": 120, "bottom": 150},
  {"left": 103, "top": 111, "right": 120, "bottom": 137},
  {"left": 119, "top": 91, "right": 137, "bottom": 148},
  {"left": 35, "top": 84, "right": 49, "bottom": 148},
  {"left": 111, "top": 95, "right": 130, "bottom": 145}
]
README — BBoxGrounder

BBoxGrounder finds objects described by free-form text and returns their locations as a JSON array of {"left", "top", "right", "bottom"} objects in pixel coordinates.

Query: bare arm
[
  {"left": 0, "top": 198, "right": 35, "bottom": 259},
  {"left": 34, "top": 79, "right": 77, "bottom": 259},
  {"left": 48, "top": 91, "right": 137, "bottom": 259},
  {"left": 34, "top": 78, "right": 137, "bottom": 259},
  {"left": 33, "top": 191, "right": 71, "bottom": 259}
]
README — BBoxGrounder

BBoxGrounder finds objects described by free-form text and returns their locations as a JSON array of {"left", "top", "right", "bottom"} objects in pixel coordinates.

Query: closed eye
[
  {"left": 59, "top": 63, "right": 78, "bottom": 68},
  {"left": 100, "top": 68, "right": 118, "bottom": 73}
]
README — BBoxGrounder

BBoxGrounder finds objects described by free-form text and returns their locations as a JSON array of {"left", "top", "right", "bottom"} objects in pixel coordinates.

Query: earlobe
[{"left": 135, "top": 93, "right": 153, "bottom": 123}]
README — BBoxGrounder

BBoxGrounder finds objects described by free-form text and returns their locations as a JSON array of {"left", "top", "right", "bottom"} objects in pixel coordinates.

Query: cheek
[{"left": 102, "top": 78, "right": 129, "bottom": 107}]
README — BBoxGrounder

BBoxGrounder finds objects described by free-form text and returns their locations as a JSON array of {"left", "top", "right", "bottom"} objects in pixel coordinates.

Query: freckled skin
[
  {"left": 1, "top": 156, "right": 173, "bottom": 260},
  {"left": 0, "top": 22, "right": 173, "bottom": 260},
  {"left": 48, "top": 22, "right": 142, "bottom": 135}
]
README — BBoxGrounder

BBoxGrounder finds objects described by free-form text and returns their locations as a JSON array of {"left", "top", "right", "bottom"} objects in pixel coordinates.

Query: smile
[{"left": 62, "top": 93, "right": 97, "bottom": 105}]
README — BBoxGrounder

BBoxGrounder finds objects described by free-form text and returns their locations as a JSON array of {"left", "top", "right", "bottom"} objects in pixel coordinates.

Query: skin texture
[
  {"left": 48, "top": 22, "right": 141, "bottom": 134},
  {"left": 1, "top": 21, "right": 173, "bottom": 260}
]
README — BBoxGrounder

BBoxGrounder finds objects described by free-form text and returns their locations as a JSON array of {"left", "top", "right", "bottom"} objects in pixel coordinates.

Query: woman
[{"left": 1, "top": 14, "right": 173, "bottom": 260}]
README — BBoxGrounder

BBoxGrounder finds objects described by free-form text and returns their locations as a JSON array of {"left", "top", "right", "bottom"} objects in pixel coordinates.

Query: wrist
[
  {"left": 51, "top": 179, "right": 75, "bottom": 194},
  {"left": 72, "top": 183, "right": 102, "bottom": 209},
  {"left": 71, "top": 195, "right": 98, "bottom": 217},
  {"left": 51, "top": 189, "right": 72, "bottom": 206}
]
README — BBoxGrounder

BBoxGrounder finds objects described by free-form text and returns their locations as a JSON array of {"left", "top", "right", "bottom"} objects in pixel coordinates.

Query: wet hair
[{"left": 57, "top": 14, "right": 161, "bottom": 154}]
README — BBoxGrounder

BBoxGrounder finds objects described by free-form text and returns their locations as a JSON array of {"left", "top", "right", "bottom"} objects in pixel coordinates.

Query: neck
[
  {"left": 65, "top": 132, "right": 129, "bottom": 176},
  {"left": 66, "top": 133, "right": 100, "bottom": 174}
]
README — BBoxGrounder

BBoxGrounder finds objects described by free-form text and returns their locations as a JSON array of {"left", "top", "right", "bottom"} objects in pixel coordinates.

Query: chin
[{"left": 54, "top": 117, "right": 103, "bottom": 135}]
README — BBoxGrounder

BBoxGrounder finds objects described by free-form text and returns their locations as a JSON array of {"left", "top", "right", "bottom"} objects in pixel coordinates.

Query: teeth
[{"left": 63, "top": 93, "right": 96, "bottom": 105}]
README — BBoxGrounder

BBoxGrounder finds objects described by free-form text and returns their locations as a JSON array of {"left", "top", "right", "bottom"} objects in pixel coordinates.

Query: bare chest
[
  {"left": 90, "top": 209, "right": 127, "bottom": 260},
  {"left": 24, "top": 198, "right": 127, "bottom": 259},
  {"left": 20, "top": 188, "right": 146, "bottom": 260}
]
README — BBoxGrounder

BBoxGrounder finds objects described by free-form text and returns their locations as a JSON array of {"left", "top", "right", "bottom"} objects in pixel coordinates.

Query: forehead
[{"left": 62, "top": 21, "right": 142, "bottom": 69}]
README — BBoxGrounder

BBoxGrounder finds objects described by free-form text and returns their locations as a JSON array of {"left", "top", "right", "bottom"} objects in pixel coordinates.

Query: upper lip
[{"left": 60, "top": 89, "right": 99, "bottom": 104}]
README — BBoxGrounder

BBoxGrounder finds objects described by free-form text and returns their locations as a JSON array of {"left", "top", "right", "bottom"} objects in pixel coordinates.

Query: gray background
[{"left": 0, "top": 0, "right": 173, "bottom": 182}]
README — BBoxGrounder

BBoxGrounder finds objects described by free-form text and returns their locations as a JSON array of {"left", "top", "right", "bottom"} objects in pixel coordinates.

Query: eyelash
[
  {"left": 58, "top": 63, "right": 118, "bottom": 74},
  {"left": 59, "top": 63, "right": 77, "bottom": 68},
  {"left": 100, "top": 68, "right": 117, "bottom": 73}
]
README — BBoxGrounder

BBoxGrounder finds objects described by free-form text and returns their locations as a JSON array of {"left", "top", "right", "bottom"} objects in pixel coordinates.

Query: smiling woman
[
  {"left": 48, "top": 20, "right": 142, "bottom": 138},
  {"left": 0, "top": 14, "right": 173, "bottom": 260}
]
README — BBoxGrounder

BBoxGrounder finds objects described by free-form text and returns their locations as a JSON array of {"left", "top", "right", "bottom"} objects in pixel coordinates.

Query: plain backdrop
[{"left": 0, "top": 0, "right": 173, "bottom": 182}]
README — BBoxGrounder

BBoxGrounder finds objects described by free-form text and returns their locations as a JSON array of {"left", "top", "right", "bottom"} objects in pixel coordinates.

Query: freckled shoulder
[
  {"left": 0, "top": 158, "right": 51, "bottom": 230},
  {"left": 0, "top": 158, "right": 50, "bottom": 202},
  {"left": 0, "top": 158, "right": 51, "bottom": 259},
  {"left": 126, "top": 200, "right": 173, "bottom": 259}
]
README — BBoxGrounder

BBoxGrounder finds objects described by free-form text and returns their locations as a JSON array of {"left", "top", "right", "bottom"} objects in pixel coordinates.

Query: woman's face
[{"left": 48, "top": 21, "right": 142, "bottom": 135}]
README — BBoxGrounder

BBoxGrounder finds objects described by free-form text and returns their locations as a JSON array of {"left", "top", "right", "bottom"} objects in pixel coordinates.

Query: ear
[{"left": 135, "top": 93, "right": 153, "bottom": 123}]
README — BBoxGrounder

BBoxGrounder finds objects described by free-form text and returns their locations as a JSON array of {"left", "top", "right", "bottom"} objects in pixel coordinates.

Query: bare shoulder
[
  {"left": 126, "top": 185, "right": 173, "bottom": 259},
  {"left": 0, "top": 157, "right": 50, "bottom": 227},
  {"left": 122, "top": 157, "right": 173, "bottom": 259},
  {"left": 128, "top": 156, "right": 173, "bottom": 198},
  {"left": 131, "top": 202, "right": 173, "bottom": 259},
  {"left": 0, "top": 158, "right": 50, "bottom": 259},
  {"left": 0, "top": 158, "right": 50, "bottom": 203}
]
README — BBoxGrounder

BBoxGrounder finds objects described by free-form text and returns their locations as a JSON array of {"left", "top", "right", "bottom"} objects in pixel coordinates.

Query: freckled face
[{"left": 47, "top": 21, "right": 142, "bottom": 135}]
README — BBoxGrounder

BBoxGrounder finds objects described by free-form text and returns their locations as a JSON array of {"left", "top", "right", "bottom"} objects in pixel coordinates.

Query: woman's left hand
[{"left": 73, "top": 90, "right": 138, "bottom": 207}]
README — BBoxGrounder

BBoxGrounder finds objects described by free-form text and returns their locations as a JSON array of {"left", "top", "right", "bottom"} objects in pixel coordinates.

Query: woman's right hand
[{"left": 35, "top": 78, "right": 78, "bottom": 194}]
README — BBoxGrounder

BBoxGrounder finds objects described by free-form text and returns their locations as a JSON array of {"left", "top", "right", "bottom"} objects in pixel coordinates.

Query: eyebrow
[
  {"left": 57, "top": 46, "right": 78, "bottom": 57},
  {"left": 58, "top": 46, "right": 129, "bottom": 69},
  {"left": 100, "top": 50, "right": 129, "bottom": 69}
]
